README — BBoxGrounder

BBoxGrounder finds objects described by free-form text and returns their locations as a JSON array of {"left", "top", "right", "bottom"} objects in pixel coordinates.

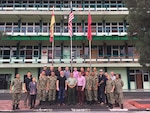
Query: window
[
  {"left": 106, "top": 46, "right": 111, "bottom": 57},
  {"left": 99, "top": 46, "right": 103, "bottom": 57},
  {"left": 112, "top": 46, "right": 119, "bottom": 57},
  {"left": 55, "top": 50, "right": 61, "bottom": 58},
  {"left": 130, "top": 75, "right": 135, "bottom": 81},
  {"left": 143, "top": 74, "right": 149, "bottom": 81}
]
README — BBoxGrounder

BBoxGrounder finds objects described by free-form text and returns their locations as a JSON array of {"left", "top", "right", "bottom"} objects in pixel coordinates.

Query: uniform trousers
[{"left": 12, "top": 93, "right": 21, "bottom": 105}]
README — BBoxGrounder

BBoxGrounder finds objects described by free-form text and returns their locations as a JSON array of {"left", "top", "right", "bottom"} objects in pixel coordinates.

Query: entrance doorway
[
  {"left": 136, "top": 73, "right": 143, "bottom": 89},
  {"left": 0, "top": 74, "right": 11, "bottom": 89}
]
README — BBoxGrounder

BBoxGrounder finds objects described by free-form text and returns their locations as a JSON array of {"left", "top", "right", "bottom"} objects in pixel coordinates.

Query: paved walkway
[
  {"left": 0, "top": 99, "right": 136, "bottom": 111},
  {"left": 0, "top": 92, "right": 150, "bottom": 111}
]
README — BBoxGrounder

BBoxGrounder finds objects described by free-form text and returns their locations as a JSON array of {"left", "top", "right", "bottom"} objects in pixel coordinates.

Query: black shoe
[
  {"left": 12, "top": 105, "right": 15, "bottom": 110},
  {"left": 39, "top": 100, "right": 42, "bottom": 106},
  {"left": 109, "top": 104, "right": 113, "bottom": 109},
  {"left": 115, "top": 103, "right": 120, "bottom": 107},
  {"left": 16, "top": 104, "right": 20, "bottom": 109},
  {"left": 49, "top": 101, "right": 52, "bottom": 105},
  {"left": 121, "top": 104, "right": 123, "bottom": 109},
  {"left": 89, "top": 101, "right": 92, "bottom": 105}
]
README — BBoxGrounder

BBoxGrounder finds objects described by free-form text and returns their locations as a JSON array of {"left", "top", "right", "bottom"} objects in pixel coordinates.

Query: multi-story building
[{"left": 0, "top": 0, "right": 149, "bottom": 90}]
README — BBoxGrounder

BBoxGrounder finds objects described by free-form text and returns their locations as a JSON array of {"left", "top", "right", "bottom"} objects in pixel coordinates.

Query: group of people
[{"left": 10, "top": 66, "right": 124, "bottom": 110}]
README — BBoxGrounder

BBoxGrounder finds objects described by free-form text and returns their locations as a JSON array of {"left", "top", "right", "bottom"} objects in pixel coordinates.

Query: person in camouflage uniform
[
  {"left": 93, "top": 67, "right": 98, "bottom": 77},
  {"left": 91, "top": 71, "right": 98, "bottom": 104},
  {"left": 114, "top": 73, "right": 124, "bottom": 109},
  {"left": 47, "top": 71, "right": 57, "bottom": 105},
  {"left": 105, "top": 75, "right": 115, "bottom": 109},
  {"left": 85, "top": 71, "right": 92, "bottom": 105},
  {"left": 37, "top": 70, "right": 48, "bottom": 105},
  {"left": 10, "top": 73, "right": 22, "bottom": 110}
]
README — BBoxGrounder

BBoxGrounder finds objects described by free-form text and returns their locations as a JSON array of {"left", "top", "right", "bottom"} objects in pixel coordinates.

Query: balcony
[
  {"left": 0, "top": 3, "right": 128, "bottom": 11},
  {"left": 0, "top": 54, "right": 138, "bottom": 64},
  {"left": 1, "top": 27, "right": 127, "bottom": 37}
]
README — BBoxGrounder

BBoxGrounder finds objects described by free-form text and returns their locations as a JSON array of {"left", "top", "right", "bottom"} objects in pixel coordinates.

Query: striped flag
[
  {"left": 68, "top": 1, "right": 74, "bottom": 38},
  {"left": 87, "top": 10, "right": 92, "bottom": 40},
  {"left": 50, "top": 7, "right": 55, "bottom": 42}
]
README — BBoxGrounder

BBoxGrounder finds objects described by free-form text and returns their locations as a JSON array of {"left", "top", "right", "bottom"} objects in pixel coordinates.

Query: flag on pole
[
  {"left": 50, "top": 7, "right": 55, "bottom": 42},
  {"left": 87, "top": 10, "right": 92, "bottom": 40},
  {"left": 68, "top": 1, "right": 74, "bottom": 38}
]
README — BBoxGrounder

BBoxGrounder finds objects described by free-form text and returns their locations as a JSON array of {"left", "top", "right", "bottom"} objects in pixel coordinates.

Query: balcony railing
[
  {"left": 0, "top": 3, "right": 128, "bottom": 11},
  {"left": 0, "top": 54, "right": 138, "bottom": 64},
  {"left": 1, "top": 27, "right": 127, "bottom": 36}
]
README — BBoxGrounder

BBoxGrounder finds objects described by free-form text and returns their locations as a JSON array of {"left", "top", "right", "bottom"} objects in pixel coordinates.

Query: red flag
[{"left": 87, "top": 11, "right": 92, "bottom": 40}]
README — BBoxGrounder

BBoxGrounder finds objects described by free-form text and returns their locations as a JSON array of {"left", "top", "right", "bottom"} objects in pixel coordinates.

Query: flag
[
  {"left": 87, "top": 11, "right": 92, "bottom": 40},
  {"left": 50, "top": 8, "right": 55, "bottom": 42},
  {"left": 68, "top": 1, "right": 74, "bottom": 38}
]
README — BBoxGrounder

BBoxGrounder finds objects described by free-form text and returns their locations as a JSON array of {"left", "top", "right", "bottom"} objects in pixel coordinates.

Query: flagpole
[
  {"left": 52, "top": 40, "right": 54, "bottom": 66},
  {"left": 69, "top": 0, "right": 73, "bottom": 72},
  {"left": 71, "top": 36, "right": 73, "bottom": 72},
  {"left": 89, "top": 40, "right": 92, "bottom": 73}
]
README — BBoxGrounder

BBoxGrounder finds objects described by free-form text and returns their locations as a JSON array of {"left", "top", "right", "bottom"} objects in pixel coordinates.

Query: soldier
[
  {"left": 114, "top": 73, "right": 124, "bottom": 109},
  {"left": 47, "top": 71, "right": 57, "bottom": 105},
  {"left": 85, "top": 71, "right": 92, "bottom": 105},
  {"left": 91, "top": 71, "right": 98, "bottom": 104},
  {"left": 10, "top": 73, "right": 22, "bottom": 110},
  {"left": 86, "top": 67, "right": 90, "bottom": 72},
  {"left": 93, "top": 67, "right": 98, "bottom": 76},
  {"left": 37, "top": 70, "right": 48, "bottom": 106},
  {"left": 105, "top": 75, "right": 115, "bottom": 109}
]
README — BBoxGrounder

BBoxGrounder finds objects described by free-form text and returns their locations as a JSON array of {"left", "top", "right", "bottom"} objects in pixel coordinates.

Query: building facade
[{"left": 0, "top": 0, "right": 150, "bottom": 90}]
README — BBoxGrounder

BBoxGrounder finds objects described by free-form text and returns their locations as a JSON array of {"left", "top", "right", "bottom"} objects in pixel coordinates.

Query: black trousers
[{"left": 30, "top": 94, "right": 36, "bottom": 107}]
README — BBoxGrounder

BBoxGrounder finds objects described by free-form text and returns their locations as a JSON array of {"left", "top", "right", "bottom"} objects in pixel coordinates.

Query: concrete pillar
[
  {"left": 15, "top": 68, "right": 18, "bottom": 77},
  {"left": 126, "top": 67, "right": 131, "bottom": 90},
  {"left": 16, "top": 42, "right": 20, "bottom": 59},
  {"left": 39, "top": 42, "right": 42, "bottom": 59},
  {"left": 102, "top": 20, "right": 105, "bottom": 33},
  {"left": 125, "top": 42, "right": 128, "bottom": 58},
  {"left": 124, "top": 19, "right": 127, "bottom": 32},
  {"left": 61, "top": 42, "right": 63, "bottom": 59},
  {"left": 104, "top": 67, "right": 107, "bottom": 72},
  {"left": 18, "top": 19, "right": 21, "bottom": 32},
  {"left": 40, "top": 20, "right": 42, "bottom": 32},
  {"left": 103, "top": 42, "right": 107, "bottom": 58}
]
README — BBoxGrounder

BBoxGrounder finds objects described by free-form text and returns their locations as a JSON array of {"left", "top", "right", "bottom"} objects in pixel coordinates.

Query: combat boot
[
  {"left": 121, "top": 104, "right": 124, "bottom": 109},
  {"left": 115, "top": 103, "right": 120, "bottom": 107},
  {"left": 109, "top": 104, "right": 113, "bottom": 109},
  {"left": 16, "top": 104, "right": 20, "bottom": 109},
  {"left": 12, "top": 105, "right": 15, "bottom": 110}
]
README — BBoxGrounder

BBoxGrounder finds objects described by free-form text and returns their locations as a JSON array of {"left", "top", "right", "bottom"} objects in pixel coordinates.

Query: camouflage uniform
[
  {"left": 47, "top": 75, "right": 57, "bottom": 101},
  {"left": 105, "top": 79, "right": 115, "bottom": 105},
  {"left": 37, "top": 76, "right": 47, "bottom": 101},
  {"left": 114, "top": 79, "right": 124, "bottom": 105},
  {"left": 85, "top": 75, "right": 92, "bottom": 102},
  {"left": 11, "top": 78, "right": 22, "bottom": 106},
  {"left": 91, "top": 75, "right": 98, "bottom": 101}
]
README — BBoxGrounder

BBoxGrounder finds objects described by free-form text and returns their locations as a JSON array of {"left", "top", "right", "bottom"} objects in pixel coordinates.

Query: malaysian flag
[{"left": 68, "top": 1, "right": 74, "bottom": 38}]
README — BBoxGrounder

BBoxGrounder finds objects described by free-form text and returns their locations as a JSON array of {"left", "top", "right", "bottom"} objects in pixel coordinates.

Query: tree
[{"left": 125, "top": 0, "right": 150, "bottom": 67}]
